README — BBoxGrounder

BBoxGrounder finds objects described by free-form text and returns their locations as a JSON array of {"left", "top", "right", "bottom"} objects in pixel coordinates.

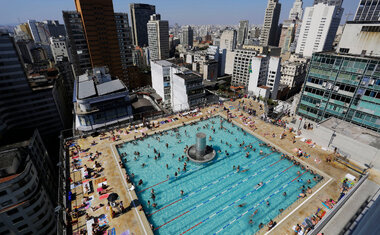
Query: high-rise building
[
  {"left": 278, "top": 20, "right": 296, "bottom": 54},
  {"left": 42, "top": 20, "right": 66, "bottom": 38},
  {"left": 49, "top": 36, "right": 69, "bottom": 63},
  {"left": 0, "top": 33, "right": 64, "bottom": 142},
  {"left": 62, "top": 11, "right": 92, "bottom": 76},
  {"left": 289, "top": 0, "right": 304, "bottom": 20},
  {"left": 297, "top": 52, "right": 380, "bottom": 132},
  {"left": 237, "top": 20, "right": 249, "bottom": 46},
  {"left": 231, "top": 49, "right": 258, "bottom": 86},
  {"left": 147, "top": 14, "right": 169, "bottom": 61},
  {"left": 114, "top": 12, "right": 134, "bottom": 82},
  {"left": 220, "top": 29, "right": 237, "bottom": 52},
  {"left": 354, "top": 0, "right": 380, "bottom": 22},
  {"left": 27, "top": 20, "right": 41, "bottom": 43},
  {"left": 248, "top": 55, "right": 282, "bottom": 99},
  {"left": 181, "top": 25, "right": 194, "bottom": 48},
  {"left": 337, "top": 21, "right": 380, "bottom": 57},
  {"left": 295, "top": 3, "right": 343, "bottom": 57},
  {"left": 280, "top": 55, "right": 308, "bottom": 88},
  {"left": 313, "top": 0, "right": 343, "bottom": 6},
  {"left": 260, "top": 0, "right": 282, "bottom": 46},
  {"left": 74, "top": 0, "right": 124, "bottom": 81},
  {"left": 0, "top": 130, "right": 56, "bottom": 235},
  {"left": 130, "top": 3, "right": 156, "bottom": 47}
]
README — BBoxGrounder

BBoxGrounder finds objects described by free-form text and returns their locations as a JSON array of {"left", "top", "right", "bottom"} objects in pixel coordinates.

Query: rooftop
[
  {"left": 174, "top": 72, "right": 202, "bottom": 80},
  {"left": 96, "top": 80, "right": 125, "bottom": 96},
  {"left": 316, "top": 51, "right": 380, "bottom": 61},
  {"left": 152, "top": 60, "right": 173, "bottom": 67}
]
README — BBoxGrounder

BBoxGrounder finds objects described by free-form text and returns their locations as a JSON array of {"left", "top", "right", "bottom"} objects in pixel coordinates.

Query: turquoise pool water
[{"left": 117, "top": 116, "right": 321, "bottom": 234}]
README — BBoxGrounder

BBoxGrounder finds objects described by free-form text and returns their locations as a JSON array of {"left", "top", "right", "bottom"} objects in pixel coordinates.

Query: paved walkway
[{"left": 286, "top": 117, "right": 380, "bottom": 171}]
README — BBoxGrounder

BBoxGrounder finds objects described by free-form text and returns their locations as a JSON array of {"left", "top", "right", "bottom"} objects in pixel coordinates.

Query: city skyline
[{"left": 1, "top": 0, "right": 358, "bottom": 26}]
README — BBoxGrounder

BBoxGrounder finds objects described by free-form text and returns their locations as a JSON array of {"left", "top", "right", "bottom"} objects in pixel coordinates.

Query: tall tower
[
  {"left": 237, "top": 20, "right": 249, "bottom": 46},
  {"left": 130, "top": 3, "right": 156, "bottom": 47},
  {"left": 181, "top": 25, "right": 194, "bottom": 48},
  {"left": 354, "top": 0, "right": 380, "bottom": 22},
  {"left": 220, "top": 29, "right": 237, "bottom": 52},
  {"left": 289, "top": 0, "right": 304, "bottom": 20},
  {"left": 74, "top": 0, "right": 124, "bottom": 80},
  {"left": 147, "top": 14, "right": 169, "bottom": 60},
  {"left": 260, "top": 0, "right": 282, "bottom": 46},
  {"left": 296, "top": 3, "right": 343, "bottom": 57}
]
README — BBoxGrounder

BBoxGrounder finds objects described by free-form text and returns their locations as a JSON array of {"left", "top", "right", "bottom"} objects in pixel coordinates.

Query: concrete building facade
[
  {"left": 247, "top": 55, "right": 281, "bottom": 99},
  {"left": 289, "top": 0, "right": 304, "bottom": 20},
  {"left": 260, "top": 0, "right": 282, "bottom": 46},
  {"left": 237, "top": 20, "right": 249, "bottom": 46},
  {"left": 220, "top": 29, "right": 237, "bottom": 52},
  {"left": 280, "top": 55, "right": 308, "bottom": 88},
  {"left": 147, "top": 14, "right": 169, "bottom": 61},
  {"left": 295, "top": 3, "right": 343, "bottom": 58},
  {"left": 337, "top": 21, "right": 380, "bottom": 57},
  {"left": 181, "top": 25, "right": 193, "bottom": 48},
  {"left": 232, "top": 49, "right": 258, "bottom": 86},
  {"left": 49, "top": 36, "right": 69, "bottom": 63}
]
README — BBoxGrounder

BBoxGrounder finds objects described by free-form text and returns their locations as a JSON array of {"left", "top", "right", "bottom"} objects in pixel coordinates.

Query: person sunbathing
[{"left": 91, "top": 203, "right": 104, "bottom": 211}]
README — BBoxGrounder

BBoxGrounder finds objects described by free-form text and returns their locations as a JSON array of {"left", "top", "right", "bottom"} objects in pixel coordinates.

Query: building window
[
  {"left": 12, "top": 217, "right": 23, "bottom": 224},
  {"left": 6, "top": 208, "right": 18, "bottom": 216},
  {"left": 17, "top": 224, "right": 28, "bottom": 231}
]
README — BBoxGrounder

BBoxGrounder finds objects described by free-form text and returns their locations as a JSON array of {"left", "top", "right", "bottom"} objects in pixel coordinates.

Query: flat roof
[
  {"left": 78, "top": 80, "right": 96, "bottom": 99},
  {"left": 175, "top": 72, "right": 202, "bottom": 80},
  {"left": 153, "top": 60, "right": 173, "bottom": 67},
  {"left": 96, "top": 80, "right": 125, "bottom": 96},
  {"left": 320, "top": 117, "right": 380, "bottom": 149}
]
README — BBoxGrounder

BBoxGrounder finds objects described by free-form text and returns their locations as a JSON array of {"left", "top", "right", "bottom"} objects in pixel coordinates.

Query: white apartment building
[
  {"left": 151, "top": 60, "right": 205, "bottom": 111},
  {"left": 220, "top": 30, "right": 237, "bottom": 52},
  {"left": 151, "top": 60, "right": 174, "bottom": 105},
  {"left": 171, "top": 72, "right": 205, "bottom": 112},
  {"left": 49, "top": 36, "right": 69, "bottom": 62},
  {"left": 295, "top": 3, "right": 343, "bottom": 57},
  {"left": 231, "top": 49, "right": 258, "bottom": 86},
  {"left": 247, "top": 55, "right": 281, "bottom": 99},
  {"left": 147, "top": 14, "right": 169, "bottom": 61},
  {"left": 337, "top": 21, "right": 380, "bottom": 57}
]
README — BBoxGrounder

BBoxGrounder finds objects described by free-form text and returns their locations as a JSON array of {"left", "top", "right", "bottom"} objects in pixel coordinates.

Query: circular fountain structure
[{"left": 187, "top": 132, "right": 216, "bottom": 163}]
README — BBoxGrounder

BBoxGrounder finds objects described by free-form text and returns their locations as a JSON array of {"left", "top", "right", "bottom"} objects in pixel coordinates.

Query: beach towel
[
  {"left": 99, "top": 194, "right": 109, "bottom": 200},
  {"left": 98, "top": 214, "right": 109, "bottom": 227},
  {"left": 108, "top": 228, "right": 116, "bottom": 235},
  {"left": 292, "top": 225, "right": 304, "bottom": 235}
]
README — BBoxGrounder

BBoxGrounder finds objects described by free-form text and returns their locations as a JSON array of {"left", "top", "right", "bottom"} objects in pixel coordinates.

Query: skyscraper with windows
[
  {"left": 354, "top": 0, "right": 380, "bottom": 22},
  {"left": 0, "top": 130, "right": 56, "bottom": 235},
  {"left": 62, "top": 11, "right": 91, "bottom": 76},
  {"left": 130, "top": 3, "right": 156, "bottom": 47},
  {"left": 147, "top": 14, "right": 169, "bottom": 61},
  {"left": 181, "top": 25, "right": 194, "bottom": 48},
  {"left": 295, "top": 3, "right": 343, "bottom": 57},
  {"left": 289, "top": 0, "right": 304, "bottom": 20},
  {"left": 297, "top": 52, "right": 380, "bottom": 132},
  {"left": 260, "top": 0, "right": 282, "bottom": 46},
  {"left": 237, "top": 20, "right": 249, "bottom": 47},
  {"left": 74, "top": 0, "right": 124, "bottom": 81}
]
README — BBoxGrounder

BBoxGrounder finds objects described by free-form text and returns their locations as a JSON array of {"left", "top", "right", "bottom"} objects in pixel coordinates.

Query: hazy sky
[{"left": 1, "top": 0, "right": 358, "bottom": 26}]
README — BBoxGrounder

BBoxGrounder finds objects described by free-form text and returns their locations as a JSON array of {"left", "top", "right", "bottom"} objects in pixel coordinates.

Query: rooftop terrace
[{"left": 64, "top": 98, "right": 380, "bottom": 235}]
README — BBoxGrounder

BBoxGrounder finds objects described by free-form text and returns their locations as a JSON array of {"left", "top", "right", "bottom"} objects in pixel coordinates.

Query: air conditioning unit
[
  {"left": 316, "top": 103, "right": 320, "bottom": 107},
  {"left": 369, "top": 79, "right": 375, "bottom": 85},
  {"left": 322, "top": 82, "right": 327, "bottom": 87},
  {"left": 327, "top": 83, "right": 333, "bottom": 89},
  {"left": 334, "top": 86, "right": 339, "bottom": 91}
]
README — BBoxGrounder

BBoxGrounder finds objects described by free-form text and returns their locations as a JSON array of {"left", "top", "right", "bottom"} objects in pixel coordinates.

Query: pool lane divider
[
  {"left": 137, "top": 146, "right": 273, "bottom": 194},
  {"left": 179, "top": 165, "right": 298, "bottom": 234},
  {"left": 148, "top": 151, "right": 277, "bottom": 217},
  {"left": 155, "top": 163, "right": 295, "bottom": 232},
  {"left": 213, "top": 170, "right": 308, "bottom": 235}
]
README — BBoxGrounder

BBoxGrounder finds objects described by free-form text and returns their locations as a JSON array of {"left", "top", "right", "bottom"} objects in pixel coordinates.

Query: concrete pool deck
[{"left": 67, "top": 98, "right": 380, "bottom": 235}]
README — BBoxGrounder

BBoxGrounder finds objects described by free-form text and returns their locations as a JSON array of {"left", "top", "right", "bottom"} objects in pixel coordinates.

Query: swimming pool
[{"left": 117, "top": 116, "right": 321, "bottom": 234}]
